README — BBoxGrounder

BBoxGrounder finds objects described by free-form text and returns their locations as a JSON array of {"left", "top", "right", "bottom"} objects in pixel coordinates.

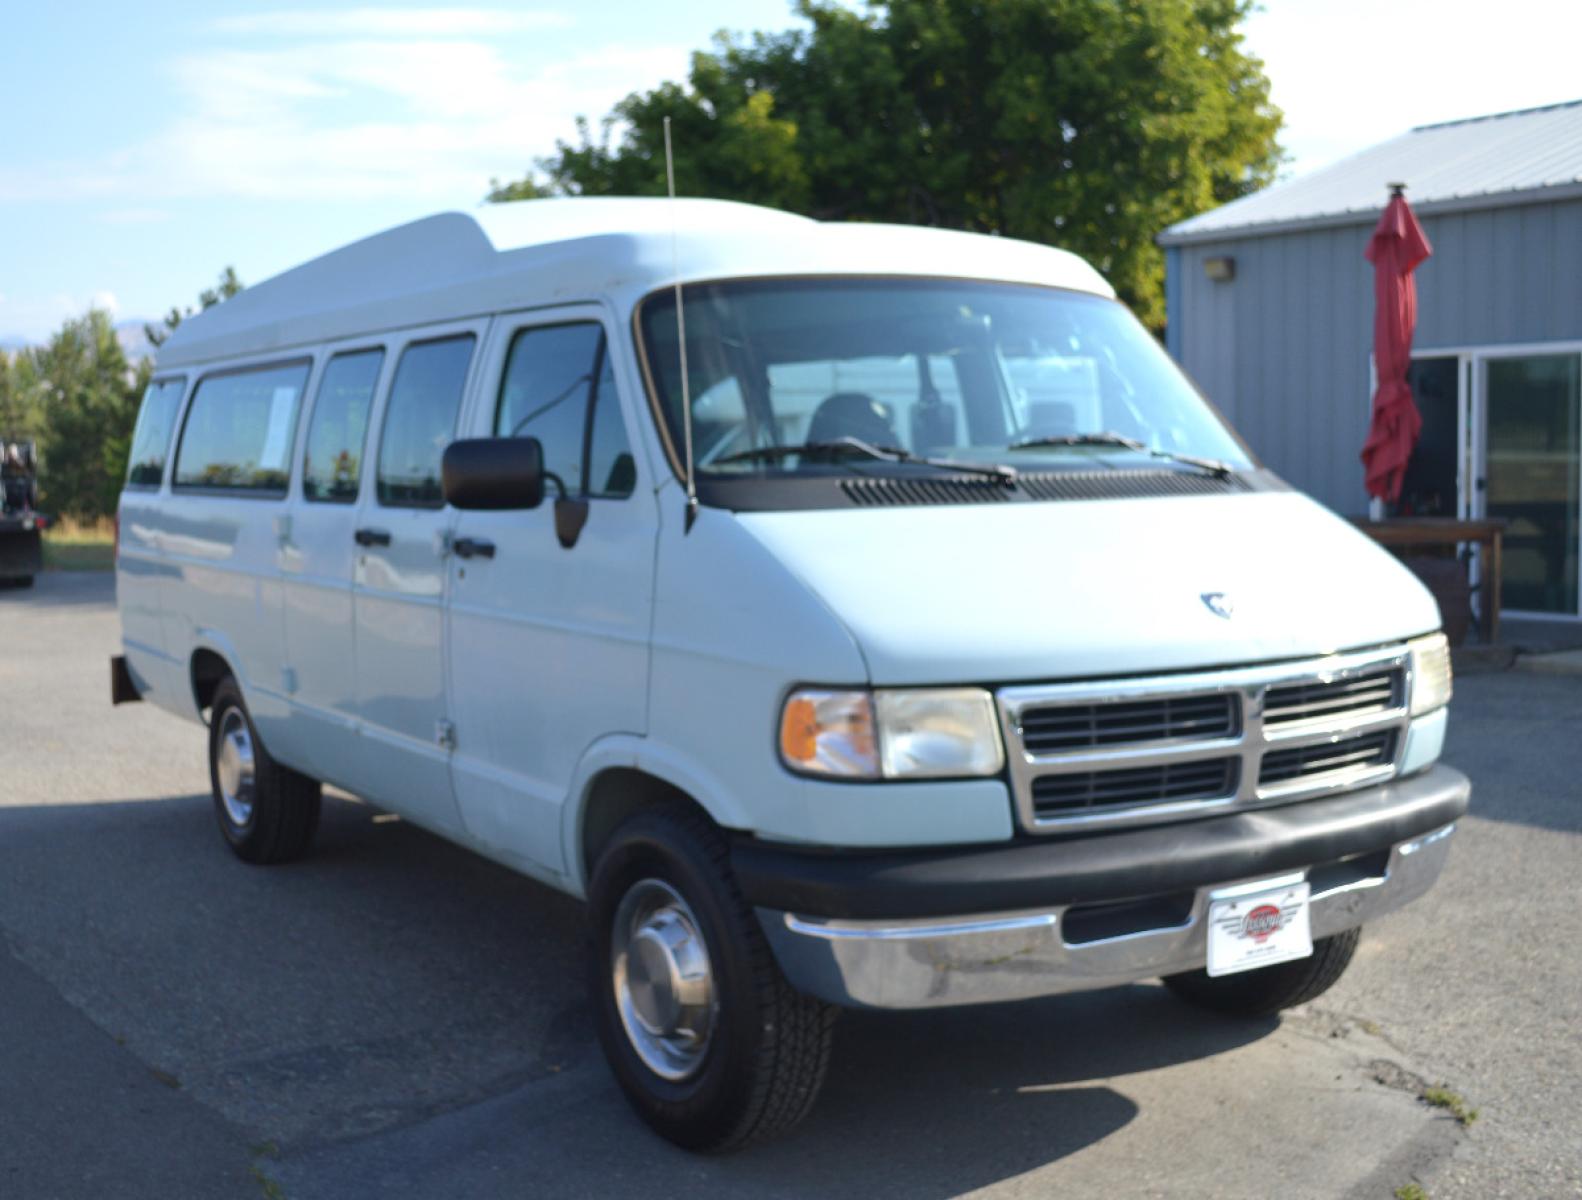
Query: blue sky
[{"left": 2, "top": 0, "right": 1580, "bottom": 342}]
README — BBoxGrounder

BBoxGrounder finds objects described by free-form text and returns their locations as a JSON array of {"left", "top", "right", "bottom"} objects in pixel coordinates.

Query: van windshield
[{"left": 638, "top": 278, "right": 1251, "bottom": 479}]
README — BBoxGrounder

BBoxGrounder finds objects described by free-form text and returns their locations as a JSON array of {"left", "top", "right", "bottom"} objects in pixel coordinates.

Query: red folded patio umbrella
[{"left": 1361, "top": 185, "right": 1433, "bottom": 504}]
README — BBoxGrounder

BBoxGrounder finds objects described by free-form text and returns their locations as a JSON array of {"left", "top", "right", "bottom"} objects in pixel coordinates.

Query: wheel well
[
  {"left": 190, "top": 649, "right": 231, "bottom": 718},
  {"left": 580, "top": 768, "right": 713, "bottom": 879}
]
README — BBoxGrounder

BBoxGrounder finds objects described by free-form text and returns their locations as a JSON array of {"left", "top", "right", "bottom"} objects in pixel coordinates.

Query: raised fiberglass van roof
[{"left": 155, "top": 197, "right": 1115, "bottom": 369}]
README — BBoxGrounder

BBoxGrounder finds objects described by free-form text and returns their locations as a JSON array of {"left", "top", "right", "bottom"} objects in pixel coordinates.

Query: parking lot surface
[{"left": 2, "top": 571, "right": 1579, "bottom": 1198}]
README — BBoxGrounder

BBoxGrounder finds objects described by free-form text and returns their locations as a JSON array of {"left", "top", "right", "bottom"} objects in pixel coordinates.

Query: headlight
[
  {"left": 1408, "top": 632, "right": 1452, "bottom": 716},
  {"left": 779, "top": 687, "right": 1004, "bottom": 779},
  {"left": 779, "top": 690, "right": 878, "bottom": 778}
]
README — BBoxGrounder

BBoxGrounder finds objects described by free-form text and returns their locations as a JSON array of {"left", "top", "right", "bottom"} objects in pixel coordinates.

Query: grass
[
  {"left": 40, "top": 515, "right": 114, "bottom": 571},
  {"left": 1394, "top": 1185, "right": 1430, "bottom": 1200},
  {"left": 1421, "top": 1083, "right": 1480, "bottom": 1127}
]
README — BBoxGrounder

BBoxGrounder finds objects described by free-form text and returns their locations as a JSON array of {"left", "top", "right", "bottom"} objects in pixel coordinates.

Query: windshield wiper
[
  {"left": 713, "top": 437, "right": 1017, "bottom": 485},
  {"left": 1008, "top": 432, "right": 1234, "bottom": 479}
]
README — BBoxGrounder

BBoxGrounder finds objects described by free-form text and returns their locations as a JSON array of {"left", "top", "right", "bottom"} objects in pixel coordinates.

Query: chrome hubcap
[
  {"left": 611, "top": 879, "right": 716, "bottom": 1081},
  {"left": 215, "top": 708, "right": 256, "bottom": 828}
]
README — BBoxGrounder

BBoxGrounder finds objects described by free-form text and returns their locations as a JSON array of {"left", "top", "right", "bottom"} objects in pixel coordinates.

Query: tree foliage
[
  {"left": 488, "top": 0, "right": 1281, "bottom": 328},
  {"left": 2, "top": 268, "right": 244, "bottom": 519},
  {"left": 145, "top": 266, "right": 244, "bottom": 348},
  {"left": 7, "top": 310, "right": 147, "bottom": 520}
]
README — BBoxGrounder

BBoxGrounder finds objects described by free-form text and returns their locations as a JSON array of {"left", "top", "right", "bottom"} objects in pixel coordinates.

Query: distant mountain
[{"left": 0, "top": 335, "right": 29, "bottom": 353}]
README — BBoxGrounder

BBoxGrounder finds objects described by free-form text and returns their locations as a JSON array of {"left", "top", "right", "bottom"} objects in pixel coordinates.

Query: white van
[{"left": 114, "top": 198, "right": 1468, "bottom": 1150}]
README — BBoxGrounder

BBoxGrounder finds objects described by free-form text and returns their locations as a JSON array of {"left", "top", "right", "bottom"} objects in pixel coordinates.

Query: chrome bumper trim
[{"left": 759, "top": 822, "right": 1455, "bottom": 1010}]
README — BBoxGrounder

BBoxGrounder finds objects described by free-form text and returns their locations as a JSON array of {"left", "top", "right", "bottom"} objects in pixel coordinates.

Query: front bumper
[{"left": 742, "top": 763, "right": 1469, "bottom": 1009}]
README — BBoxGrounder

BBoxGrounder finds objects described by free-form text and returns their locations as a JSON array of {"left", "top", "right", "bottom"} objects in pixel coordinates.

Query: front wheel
[
  {"left": 587, "top": 805, "right": 837, "bottom": 1152},
  {"left": 207, "top": 677, "right": 321, "bottom": 864},
  {"left": 1162, "top": 926, "right": 1362, "bottom": 1017}
]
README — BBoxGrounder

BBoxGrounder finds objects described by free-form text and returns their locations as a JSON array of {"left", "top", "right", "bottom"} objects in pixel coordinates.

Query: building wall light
[{"left": 1203, "top": 256, "right": 1236, "bottom": 282}]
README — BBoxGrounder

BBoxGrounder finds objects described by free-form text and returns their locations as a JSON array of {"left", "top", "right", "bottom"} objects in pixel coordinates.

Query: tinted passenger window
[
  {"left": 495, "top": 323, "right": 602, "bottom": 494},
  {"left": 587, "top": 350, "right": 635, "bottom": 498},
  {"left": 304, "top": 349, "right": 382, "bottom": 503},
  {"left": 377, "top": 336, "right": 474, "bottom": 508},
  {"left": 495, "top": 323, "right": 633, "bottom": 499},
  {"left": 126, "top": 377, "right": 186, "bottom": 487},
  {"left": 174, "top": 362, "right": 309, "bottom": 493}
]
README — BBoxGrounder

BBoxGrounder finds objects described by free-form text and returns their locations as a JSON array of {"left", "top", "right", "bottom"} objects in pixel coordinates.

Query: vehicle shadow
[{"left": 0, "top": 791, "right": 1277, "bottom": 1198}]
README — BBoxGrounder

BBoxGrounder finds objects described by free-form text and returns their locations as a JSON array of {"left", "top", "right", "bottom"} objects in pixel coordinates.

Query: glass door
[
  {"left": 1478, "top": 354, "right": 1581, "bottom": 616},
  {"left": 1395, "top": 356, "right": 1463, "bottom": 517}
]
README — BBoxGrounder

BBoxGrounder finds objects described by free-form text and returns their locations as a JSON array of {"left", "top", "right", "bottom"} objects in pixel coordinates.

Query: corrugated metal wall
[{"left": 1166, "top": 196, "right": 1582, "bottom": 516}]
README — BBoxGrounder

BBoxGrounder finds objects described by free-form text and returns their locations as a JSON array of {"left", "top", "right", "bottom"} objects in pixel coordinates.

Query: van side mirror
[{"left": 442, "top": 438, "right": 546, "bottom": 510}]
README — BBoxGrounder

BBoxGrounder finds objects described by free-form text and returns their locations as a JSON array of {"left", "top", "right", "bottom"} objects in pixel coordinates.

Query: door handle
[
  {"left": 453, "top": 537, "right": 496, "bottom": 560},
  {"left": 354, "top": 527, "right": 392, "bottom": 547}
]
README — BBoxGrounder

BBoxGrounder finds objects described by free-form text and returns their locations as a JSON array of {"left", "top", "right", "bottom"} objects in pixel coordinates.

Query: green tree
[
  {"left": 489, "top": 0, "right": 1281, "bottom": 328},
  {"left": 0, "top": 350, "right": 40, "bottom": 438},
  {"left": 20, "top": 309, "right": 141, "bottom": 519},
  {"left": 145, "top": 265, "right": 244, "bottom": 348}
]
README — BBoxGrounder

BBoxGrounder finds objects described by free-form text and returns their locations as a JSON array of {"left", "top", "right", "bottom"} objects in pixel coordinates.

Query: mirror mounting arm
[{"left": 541, "top": 470, "right": 590, "bottom": 550}]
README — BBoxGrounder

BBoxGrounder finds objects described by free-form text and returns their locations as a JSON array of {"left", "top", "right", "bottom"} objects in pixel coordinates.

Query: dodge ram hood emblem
[{"left": 1201, "top": 592, "right": 1235, "bottom": 619}]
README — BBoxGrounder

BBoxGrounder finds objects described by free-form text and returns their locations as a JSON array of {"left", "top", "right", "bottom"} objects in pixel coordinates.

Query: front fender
[{"left": 559, "top": 734, "right": 758, "bottom": 899}]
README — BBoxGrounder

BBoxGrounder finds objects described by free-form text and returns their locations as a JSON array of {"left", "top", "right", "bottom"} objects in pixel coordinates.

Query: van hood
[{"left": 736, "top": 489, "right": 1440, "bottom": 686}]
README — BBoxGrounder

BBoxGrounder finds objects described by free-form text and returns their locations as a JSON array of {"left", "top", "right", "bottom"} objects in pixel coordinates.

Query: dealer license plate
[{"left": 1205, "top": 875, "right": 1313, "bottom": 977}]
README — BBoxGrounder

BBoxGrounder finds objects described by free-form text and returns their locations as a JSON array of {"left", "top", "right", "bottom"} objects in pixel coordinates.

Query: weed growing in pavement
[{"left": 1421, "top": 1084, "right": 1480, "bottom": 1127}]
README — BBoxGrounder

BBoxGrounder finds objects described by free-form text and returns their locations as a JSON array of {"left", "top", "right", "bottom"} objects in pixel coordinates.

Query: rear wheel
[
  {"left": 587, "top": 805, "right": 837, "bottom": 1152},
  {"left": 207, "top": 677, "right": 321, "bottom": 864},
  {"left": 1162, "top": 927, "right": 1362, "bottom": 1017}
]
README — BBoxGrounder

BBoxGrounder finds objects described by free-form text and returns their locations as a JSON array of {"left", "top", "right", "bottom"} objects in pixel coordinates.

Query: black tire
[
  {"left": 207, "top": 676, "right": 321, "bottom": 864},
  {"left": 1162, "top": 926, "right": 1362, "bottom": 1017},
  {"left": 587, "top": 805, "right": 837, "bottom": 1152}
]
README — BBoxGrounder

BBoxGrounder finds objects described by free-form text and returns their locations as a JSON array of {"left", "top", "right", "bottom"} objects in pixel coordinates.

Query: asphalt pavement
[{"left": 2, "top": 570, "right": 1578, "bottom": 1199}]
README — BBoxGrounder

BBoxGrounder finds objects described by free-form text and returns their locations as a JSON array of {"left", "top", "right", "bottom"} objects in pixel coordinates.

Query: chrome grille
[
  {"left": 1263, "top": 668, "right": 1403, "bottom": 728},
  {"left": 1259, "top": 731, "right": 1397, "bottom": 787},
  {"left": 1032, "top": 758, "right": 1240, "bottom": 819},
  {"left": 998, "top": 646, "right": 1412, "bottom": 834},
  {"left": 1020, "top": 693, "right": 1239, "bottom": 754}
]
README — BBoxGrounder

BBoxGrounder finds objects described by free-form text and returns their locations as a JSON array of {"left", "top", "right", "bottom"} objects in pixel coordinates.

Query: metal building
[{"left": 1160, "top": 100, "right": 1582, "bottom": 620}]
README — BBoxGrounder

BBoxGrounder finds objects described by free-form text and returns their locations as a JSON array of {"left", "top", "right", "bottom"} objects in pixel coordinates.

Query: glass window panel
[
  {"left": 377, "top": 336, "right": 474, "bottom": 508},
  {"left": 1486, "top": 354, "right": 1580, "bottom": 615},
  {"left": 303, "top": 349, "right": 382, "bottom": 503},
  {"left": 126, "top": 376, "right": 186, "bottom": 487},
  {"left": 494, "top": 322, "right": 603, "bottom": 495},
  {"left": 587, "top": 348, "right": 635, "bottom": 499},
  {"left": 174, "top": 362, "right": 309, "bottom": 493}
]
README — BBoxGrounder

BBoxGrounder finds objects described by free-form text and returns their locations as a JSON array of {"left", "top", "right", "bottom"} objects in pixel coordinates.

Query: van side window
[
  {"left": 377, "top": 335, "right": 475, "bottom": 508},
  {"left": 495, "top": 323, "right": 634, "bottom": 500},
  {"left": 173, "top": 361, "right": 310, "bottom": 494},
  {"left": 495, "top": 323, "right": 601, "bottom": 494},
  {"left": 126, "top": 376, "right": 186, "bottom": 488},
  {"left": 586, "top": 347, "right": 635, "bottom": 498},
  {"left": 304, "top": 349, "right": 382, "bottom": 503}
]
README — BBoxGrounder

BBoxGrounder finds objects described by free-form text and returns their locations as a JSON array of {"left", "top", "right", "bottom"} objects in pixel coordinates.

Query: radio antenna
[{"left": 664, "top": 116, "right": 699, "bottom": 533}]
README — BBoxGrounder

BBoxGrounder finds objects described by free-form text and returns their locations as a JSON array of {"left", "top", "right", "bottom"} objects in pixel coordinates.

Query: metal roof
[{"left": 1161, "top": 99, "right": 1582, "bottom": 245}]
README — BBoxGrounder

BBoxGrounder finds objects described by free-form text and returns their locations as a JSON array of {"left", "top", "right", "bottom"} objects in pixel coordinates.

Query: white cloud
[
  {"left": 0, "top": 32, "right": 687, "bottom": 205},
  {"left": 1246, "top": 0, "right": 1582, "bottom": 174},
  {"left": 90, "top": 290, "right": 120, "bottom": 315},
  {"left": 210, "top": 8, "right": 571, "bottom": 37},
  {"left": 0, "top": 292, "right": 121, "bottom": 341}
]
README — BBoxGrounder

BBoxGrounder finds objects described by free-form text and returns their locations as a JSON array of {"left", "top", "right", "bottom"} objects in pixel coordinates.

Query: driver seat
[{"left": 805, "top": 392, "right": 897, "bottom": 449}]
